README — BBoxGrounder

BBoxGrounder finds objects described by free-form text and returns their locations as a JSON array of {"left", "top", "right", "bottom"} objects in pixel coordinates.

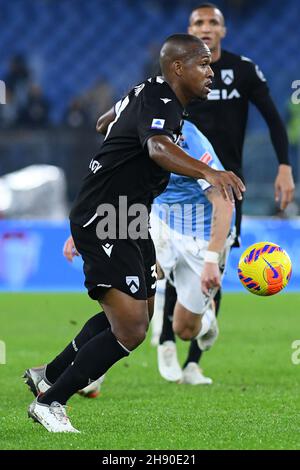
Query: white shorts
[{"left": 150, "top": 213, "right": 234, "bottom": 315}]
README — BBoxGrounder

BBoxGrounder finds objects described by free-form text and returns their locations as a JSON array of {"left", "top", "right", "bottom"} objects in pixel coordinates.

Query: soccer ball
[{"left": 238, "top": 242, "right": 292, "bottom": 296}]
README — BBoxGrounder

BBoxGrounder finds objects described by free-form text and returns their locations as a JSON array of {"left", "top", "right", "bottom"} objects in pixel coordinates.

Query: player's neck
[
  {"left": 211, "top": 44, "right": 222, "bottom": 63},
  {"left": 165, "top": 79, "right": 190, "bottom": 107}
]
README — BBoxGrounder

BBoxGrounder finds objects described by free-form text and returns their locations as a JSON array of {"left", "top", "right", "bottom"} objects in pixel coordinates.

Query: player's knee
[
  {"left": 117, "top": 328, "right": 147, "bottom": 350},
  {"left": 113, "top": 321, "right": 148, "bottom": 351},
  {"left": 132, "top": 325, "right": 147, "bottom": 348},
  {"left": 177, "top": 329, "right": 194, "bottom": 341},
  {"left": 174, "top": 322, "right": 197, "bottom": 341},
  {"left": 173, "top": 324, "right": 189, "bottom": 341},
  {"left": 173, "top": 319, "right": 183, "bottom": 338}
]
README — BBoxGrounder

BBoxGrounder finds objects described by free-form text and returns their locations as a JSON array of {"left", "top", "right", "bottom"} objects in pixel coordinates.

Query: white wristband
[{"left": 204, "top": 250, "right": 220, "bottom": 264}]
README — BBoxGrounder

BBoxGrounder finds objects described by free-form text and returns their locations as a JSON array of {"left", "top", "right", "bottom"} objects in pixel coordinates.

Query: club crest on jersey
[
  {"left": 151, "top": 118, "right": 165, "bottom": 129},
  {"left": 180, "top": 139, "right": 189, "bottom": 150},
  {"left": 126, "top": 276, "right": 140, "bottom": 293},
  {"left": 221, "top": 69, "right": 234, "bottom": 85}
]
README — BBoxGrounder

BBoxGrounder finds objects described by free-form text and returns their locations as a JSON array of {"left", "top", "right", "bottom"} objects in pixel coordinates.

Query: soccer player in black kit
[
  {"left": 25, "top": 34, "right": 245, "bottom": 432},
  {"left": 157, "top": 3, "right": 295, "bottom": 386}
]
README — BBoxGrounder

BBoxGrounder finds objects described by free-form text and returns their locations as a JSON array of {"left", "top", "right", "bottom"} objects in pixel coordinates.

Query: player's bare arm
[
  {"left": 274, "top": 164, "right": 295, "bottom": 210},
  {"left": 147, "top": 134, "right": 245, "bottom": 203},
  {"left": 200, "top": 187, "right": 233, "bottom": 295},
  {"left": 96, "top": 106, "right": 116, "bottom": 134}
]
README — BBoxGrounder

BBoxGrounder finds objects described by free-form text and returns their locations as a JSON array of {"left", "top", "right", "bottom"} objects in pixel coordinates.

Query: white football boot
[
  {"left": 28, "top": 398, "right": 80, "bottom": 433},
  {"left": 157, "top": 341, "right": 183, "bottom": 382},
  {"left": 197, "top": 317, "right": 219, "bottom": 351},
  {"left": 182, "top": 362, "right": 213, "bottom": 385},
  {"left": 23, "top": 365, "right": 51, "bottom": 396},
  {"left": 78, "top": 375, "right": 105, "bottom": 398},
  {"left": 24, "top": 364, "right": 104, "bottom": 399}
]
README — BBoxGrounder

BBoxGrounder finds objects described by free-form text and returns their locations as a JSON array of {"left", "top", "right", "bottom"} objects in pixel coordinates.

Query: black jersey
[
  {"left": 70, "top": 77, "right": 184, "bottom": 226},
  {"left": 186, "top": 50, "right": 270, "bottom": 177}
]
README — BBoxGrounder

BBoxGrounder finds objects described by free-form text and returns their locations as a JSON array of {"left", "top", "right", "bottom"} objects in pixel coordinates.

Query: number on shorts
[{"left": 150, "top": 264, "right": 157, "bottom": 289}]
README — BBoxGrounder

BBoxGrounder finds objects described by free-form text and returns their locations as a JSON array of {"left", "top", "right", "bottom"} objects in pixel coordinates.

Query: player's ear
[
  {"left": 173, "top": 60, "right": 183, "bottom": 77},
  {"left": 221, "top": 26, "right": 227, "bottom": 39}
]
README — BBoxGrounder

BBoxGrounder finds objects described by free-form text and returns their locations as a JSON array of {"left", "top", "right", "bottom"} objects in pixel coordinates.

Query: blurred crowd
[
  {"left": 0, "top": 54, "right": 115, "bottom": 129},
  {"left": 1, "top": 50, "right": 298, "bottom": 141}
]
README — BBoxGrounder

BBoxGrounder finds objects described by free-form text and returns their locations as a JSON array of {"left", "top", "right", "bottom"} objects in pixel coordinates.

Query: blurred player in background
[
  {"left": 152, "top": 119, "right": 235, "bottom": 384},
  {"left": 156, "top": 2, "right": 295, "bottom": 384}
]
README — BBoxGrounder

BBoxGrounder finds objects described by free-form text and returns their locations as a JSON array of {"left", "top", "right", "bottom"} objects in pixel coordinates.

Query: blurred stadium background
[{"left": 0, "top": 0, "right": 299, "bottom": 292}]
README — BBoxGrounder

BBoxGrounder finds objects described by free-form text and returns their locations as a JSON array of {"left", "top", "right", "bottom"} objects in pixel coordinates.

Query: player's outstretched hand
[
  {"left": 203, "top": 167, "right": 245, "bottom": 203},
  {"left": 201, "top": 262, "right": 221, "bottom": 296},
  {"left": 63, "top": 235, "right": 80, "bottom": 262},
  {"left": 274, "top": 164, "right": 295, "bottom": 210}
]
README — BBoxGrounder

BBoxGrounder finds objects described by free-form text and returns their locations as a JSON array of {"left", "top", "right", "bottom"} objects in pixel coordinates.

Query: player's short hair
[
  {"left": 193, "top": 2, "right": 221, "bottom": 10},
  {"left": 163, "top": 33, "right": 206, "bottom": 50},
  {"left": 160, "top": 33, "right": 209, "bottom": 75},
  {"left": 190, "top": 3, "right": 225, "bottom": 25}
]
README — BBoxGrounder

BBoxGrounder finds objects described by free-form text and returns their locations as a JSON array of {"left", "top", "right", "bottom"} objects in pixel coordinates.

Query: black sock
[
  {"left": 46, "top": 312, "right": 110, "bottom": 383},
  {"left": 159, "top": 280, "right": 177, "bottom": 344},
  {"left": 184, "top": 289, "right": 223, "bottom": 368},
  {"left": 214, "top": 288, "right": 222, "bottom": 316},
  {"left": 39, "top": 328, "right": 129, "bottom": 405},
  {"left": 183, "top": 340, "right": 202, "bottom": 369}
]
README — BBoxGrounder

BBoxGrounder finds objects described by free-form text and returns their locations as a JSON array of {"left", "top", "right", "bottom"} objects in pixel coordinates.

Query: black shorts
[{"left": 70, "top": 221, "right": 157, "bottom": 301}]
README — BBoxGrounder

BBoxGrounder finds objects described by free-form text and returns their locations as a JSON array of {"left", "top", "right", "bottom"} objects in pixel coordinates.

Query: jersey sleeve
[
  {"left": 114, "top": 99, "right": 122, "bottom": 114},
  {"left": 240, "top": 57, "right": 289, "bottom": 165},
  {"left": 137, "top": 86, "right": 182, "bottom": 147},
  {"left": 241, "top": 56, "right": 269, "bottom": 102},
  {"left": 197, "top": 153, "right": 222, "bottom": 191},
  {"left": 181, "top": 121, "right": 224, "bottom": 191}
]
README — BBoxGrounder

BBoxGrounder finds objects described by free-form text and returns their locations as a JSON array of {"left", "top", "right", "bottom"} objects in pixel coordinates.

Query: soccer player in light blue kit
[{"left": 151, "top": 120, "right": 235, "bottom": 384}]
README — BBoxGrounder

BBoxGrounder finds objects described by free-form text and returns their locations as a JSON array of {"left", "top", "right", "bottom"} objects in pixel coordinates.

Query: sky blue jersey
[{"left": 153, "top": 120, "right": 235, "bottom": 240}]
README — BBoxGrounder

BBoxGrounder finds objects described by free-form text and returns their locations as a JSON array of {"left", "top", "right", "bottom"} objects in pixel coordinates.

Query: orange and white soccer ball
[{"left": 238, "top": 242, "right": 292, "bottom": 296}]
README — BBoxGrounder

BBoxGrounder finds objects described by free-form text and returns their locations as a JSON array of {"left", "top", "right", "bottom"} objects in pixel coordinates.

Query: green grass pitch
[{"left": 0, "top": 292, "right": 299, "bottom": 450}]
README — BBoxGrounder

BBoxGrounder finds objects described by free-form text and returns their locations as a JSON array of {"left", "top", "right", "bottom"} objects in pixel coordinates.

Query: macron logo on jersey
[
  {"left": 160, "top": 98, "right": 172, "bottom": 104},
  {"left": 102, "top": 243, "right": 114, "bottom": 257},
  {"left": 151, "top": 118, "right": 165, "bottom": 129},
  {"left": 200, "top": 152, "right": 213, "bottom": 165}
]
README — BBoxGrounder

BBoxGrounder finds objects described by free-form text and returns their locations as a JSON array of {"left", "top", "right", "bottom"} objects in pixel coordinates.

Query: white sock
[
  {"left": 195, "top": 307, "right": 214, "bottom": 339},
  {"left": 151, "top": 279, "right": 166, "bottom": 342}
]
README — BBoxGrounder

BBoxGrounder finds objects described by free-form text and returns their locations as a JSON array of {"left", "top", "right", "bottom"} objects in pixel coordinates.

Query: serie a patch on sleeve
[{"left": 151, "top": 118, "right": 165, "bottom": 129}]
